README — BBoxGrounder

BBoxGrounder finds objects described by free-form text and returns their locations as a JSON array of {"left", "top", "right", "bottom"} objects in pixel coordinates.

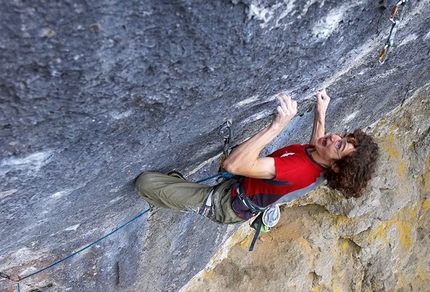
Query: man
[{"left": 136, "top": 90, "right": 379, "bottom": 224}]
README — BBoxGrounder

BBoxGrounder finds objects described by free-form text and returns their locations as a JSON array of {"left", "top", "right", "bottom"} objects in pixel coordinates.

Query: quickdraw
[
  {"left": 0, "top": 272, "right": 20, "bottom": 283},
  {"left": 218, "top": 120, "right": 232, "bottom": 173},
  {"left": 379, "top": 0, "right": 408, "bottom": 64}
]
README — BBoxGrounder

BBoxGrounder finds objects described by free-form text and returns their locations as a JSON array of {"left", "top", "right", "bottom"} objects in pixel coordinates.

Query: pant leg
[
  {"left": 209, "top": 178, "right": 245, "bottom": 225},
  {"left": 136, "top": 172, "right": 212, "bottom": 213},
  {"left": 136, "top": 172, "right": 245, "bottom": 225}
]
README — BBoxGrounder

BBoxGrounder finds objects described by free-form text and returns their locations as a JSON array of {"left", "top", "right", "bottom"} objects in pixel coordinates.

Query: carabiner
[
  {"left": 0, "top": 272, "right": 20, "bottom": 283},
  {"left": 219, "top": 120, "right": 232, "bottom": 141}
]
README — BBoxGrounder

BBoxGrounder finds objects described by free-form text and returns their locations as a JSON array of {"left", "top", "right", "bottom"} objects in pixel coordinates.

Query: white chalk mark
[
  {"left": 235, "top": 95, "right": 259, "bottom": 108},
  {"left": 0, "top": 151, "right": 53, "bottom": 176},
  {"left": 312, "top": 8, "right": 343, "bottom": 40},
  {"left": 64, "top": 224, "right": 81, "bottom": 232},
  {"left": 51, "top": 190, "right": 72, "bottom": 199},
  {"left": 398, "top": 33, "right": 418, "bottom": 47},
  {"left": 110, "top": 109, "right": 133, "bottom": 120},
  {"left": 343, "top": 111, "right": 359, "bottom": 123},
  {"left": 0, "top": 189, "right": 18, "bottom": 199}
]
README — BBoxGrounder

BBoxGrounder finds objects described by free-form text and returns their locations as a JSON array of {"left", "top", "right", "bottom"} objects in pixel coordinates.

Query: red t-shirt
[{"left": 231, "top": 144, "right": 325, "bottom": 217}]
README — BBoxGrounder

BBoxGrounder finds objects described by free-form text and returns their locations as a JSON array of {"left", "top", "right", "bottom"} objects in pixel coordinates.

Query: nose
[{"left": 329, "top": 134, "right": 341, "bottom": 143}]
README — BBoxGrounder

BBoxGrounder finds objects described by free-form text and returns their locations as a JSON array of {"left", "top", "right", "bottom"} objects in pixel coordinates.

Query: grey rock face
[
  {"left": 182, "top": 82, "right": 430, "bottom": 292},
  {"left": 1, "top": 0, "right": 429, "bottom": 291}
]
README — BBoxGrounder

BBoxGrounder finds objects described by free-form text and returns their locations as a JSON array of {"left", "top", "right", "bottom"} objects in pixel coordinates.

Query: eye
[{"left": 335, "top": 140, "right": 342, "bottom": 151}]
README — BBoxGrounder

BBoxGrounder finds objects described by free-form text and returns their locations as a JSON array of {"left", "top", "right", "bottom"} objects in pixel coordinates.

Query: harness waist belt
[{"left": 235, "top": 185, "right": 265, "bottom": 215}]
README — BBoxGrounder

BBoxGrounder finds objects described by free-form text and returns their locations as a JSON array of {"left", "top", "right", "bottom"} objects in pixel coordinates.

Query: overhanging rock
[{"left": 1, "top": 0, "right": 429, "bottom": 291}]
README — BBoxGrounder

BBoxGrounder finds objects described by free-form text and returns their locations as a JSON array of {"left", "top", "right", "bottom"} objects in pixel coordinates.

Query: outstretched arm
[
  {"left": 223, "top": 94, "right": 297, "bottom": 179},
  {"left": 309, "top": 89, "right": 330, "bottom": 145}
]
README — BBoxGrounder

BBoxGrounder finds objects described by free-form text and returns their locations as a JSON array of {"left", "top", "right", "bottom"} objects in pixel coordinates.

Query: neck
[{"left": 307, "top": 147, "right": 330, "bottom": 169}]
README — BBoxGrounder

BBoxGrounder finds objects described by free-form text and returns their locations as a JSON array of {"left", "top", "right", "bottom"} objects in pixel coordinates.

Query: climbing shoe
[{"left": 167, "top": 170, "right": 186, "bottom": 180}]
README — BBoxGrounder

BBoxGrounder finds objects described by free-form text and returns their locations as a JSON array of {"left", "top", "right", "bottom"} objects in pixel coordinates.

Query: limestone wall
[
  {"left": 181, "top": 85, "right": 430, "bottom": 292},
  {"left": 1, "top": 0, "right": 429, "bottom": 291}
]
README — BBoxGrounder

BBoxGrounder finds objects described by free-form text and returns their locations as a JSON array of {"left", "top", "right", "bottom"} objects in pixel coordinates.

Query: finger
[
  {"left": 315, "top": 91, "right": 322, "bottom": 101},
  {"left": 284, "top": 97, "right": 295, "bottom": 113},
  {"left": 292, "top": 100, "right": 297, "bottom": 110},
  {"left": 320, "top": 89, "right": 330, "bottom": 100},
  {"left": 278, "top": 93, "right": 290, "bottom": 100},
  {"left": 277, "top": 94, "right": 289, "bottom": 108},
  {"left": 277, "top": 97, "right": 285, "bottom": 113},
  {"left": 286, "top": 96, "right": 295, "bottom": 110}
]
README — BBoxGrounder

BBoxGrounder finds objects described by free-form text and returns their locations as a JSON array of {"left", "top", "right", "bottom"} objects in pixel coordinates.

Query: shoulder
[
  {"left": 273, "top": 144, "right": 324, "bottom": 177},
  {"left": 270, "top": 144, "right": 307, "bottom": 157}
]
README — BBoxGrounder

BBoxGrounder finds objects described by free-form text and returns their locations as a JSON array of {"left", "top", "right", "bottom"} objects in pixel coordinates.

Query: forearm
[
  {"left": 224, "top": 123, "right": 282, "bottom": 175},
  {"left": 309, "top": 90, "right": 330, "bottom": 144},
  {"left": 224, "top": 93, "right": 297, "bottom": 179},
  {"left": 309, "top": 109, "right": 326, "bottom": 144}
]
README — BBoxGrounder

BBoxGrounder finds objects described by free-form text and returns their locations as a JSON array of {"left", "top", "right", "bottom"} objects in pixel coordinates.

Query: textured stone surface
[
  {"left": 181, "top": 84, "right": 430, "bottom": 292},
  {"left": 0, "top": 0, "right": 429, "bottom": 291}
]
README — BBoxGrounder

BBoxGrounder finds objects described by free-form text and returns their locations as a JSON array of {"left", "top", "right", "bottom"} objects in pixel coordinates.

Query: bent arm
[
  {"left": 309, "top": 89, "right": 330, "bottom": 145},
  {"left": 224, "top": 94, "right": 297, "bottom": 179}
]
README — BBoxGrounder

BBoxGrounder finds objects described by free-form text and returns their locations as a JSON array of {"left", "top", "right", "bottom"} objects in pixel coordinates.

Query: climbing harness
[
  {"left": 218, "top": 120, "right": 232, "bottom": 173},
  {"left": 240, "top": 173, "right": 326, "bottom": 251},
  {"left": 379, "top": 0, "right": 408, "bottom": 64},
  {"left": 0, "top": 118, "right": 314, "bottom": 289},
  {"left": 234, "top": 184, "right": 281, "bottom": 251}
]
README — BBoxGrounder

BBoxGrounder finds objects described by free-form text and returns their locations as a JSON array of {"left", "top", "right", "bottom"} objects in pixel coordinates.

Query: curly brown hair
[{"left": 325, "top": 129, "right": 380, "bottom": 198}]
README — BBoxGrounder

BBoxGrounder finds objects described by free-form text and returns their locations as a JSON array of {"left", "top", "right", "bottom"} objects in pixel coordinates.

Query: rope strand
[
  {"left": 3, "top": 207, "right": 153, "bottom": 291},
  {"left": 3, "top": 172, "right": 228, "bottom": 291}
]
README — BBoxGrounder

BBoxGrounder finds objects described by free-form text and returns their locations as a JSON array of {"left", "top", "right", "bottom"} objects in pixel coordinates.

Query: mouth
[{"left": 320, "top": 137, "right": 327, "bottom": 146}]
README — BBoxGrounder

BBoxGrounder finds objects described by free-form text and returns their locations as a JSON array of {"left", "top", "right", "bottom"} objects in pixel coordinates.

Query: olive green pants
[{"left": 135, "top": 172, "right": 245, "bottom": 224}]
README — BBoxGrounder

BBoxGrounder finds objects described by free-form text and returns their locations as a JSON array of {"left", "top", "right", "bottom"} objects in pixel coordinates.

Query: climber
[{"left": 135, "top": 89, "right": 379, "bottom": 225}]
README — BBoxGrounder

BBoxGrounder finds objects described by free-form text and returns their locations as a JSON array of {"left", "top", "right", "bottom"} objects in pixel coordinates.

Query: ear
[{"left": 330, "top": 162, "right": 340, "bottom": 173}]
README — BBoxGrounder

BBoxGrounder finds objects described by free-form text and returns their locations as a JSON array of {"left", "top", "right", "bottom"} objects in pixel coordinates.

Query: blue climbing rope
[
  {"left": 3, "top": 172, "right": 232, "bottom": 291},
  {"left": 196, "top": 171, "right": 234, "bottom": 183},
  {"left": 10, "top": 207, "right": 153, "bottom": 292}
]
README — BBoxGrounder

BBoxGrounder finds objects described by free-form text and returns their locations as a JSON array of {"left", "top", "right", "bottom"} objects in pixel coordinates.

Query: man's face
[{"left": 314, "top": 133, "right": 355, "bottom": 163}]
